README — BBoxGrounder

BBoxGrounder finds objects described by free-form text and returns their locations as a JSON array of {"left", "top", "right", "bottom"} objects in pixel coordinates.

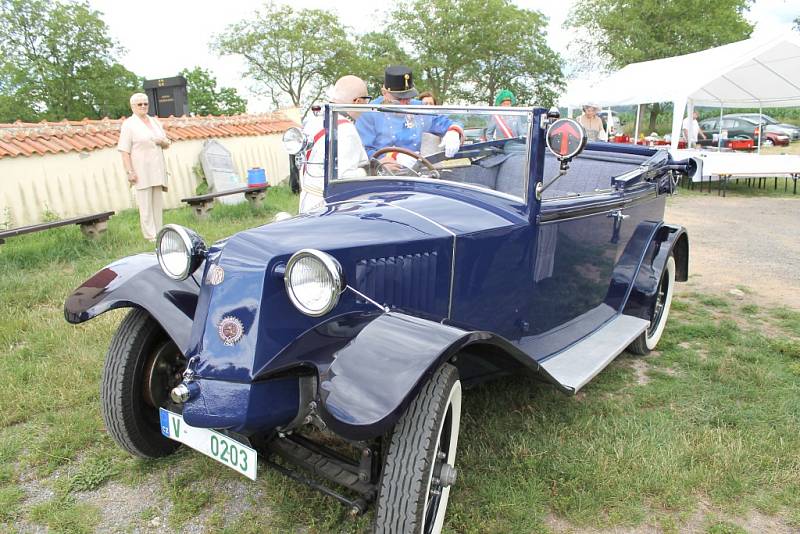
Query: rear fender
[
  {"left": 64, "top": 254, "right": 201, "bottom": 355},
  {"left": 623, "top": 224, "right": 688, "bottom": 321}
]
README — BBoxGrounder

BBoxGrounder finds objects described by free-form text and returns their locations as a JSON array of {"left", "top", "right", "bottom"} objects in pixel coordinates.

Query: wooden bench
[
  {"left": 181, "top": 185, "right": 269, "bottom": 218},
  {"left": 0, "top": 211, "right": 115, "bottom": 245}
]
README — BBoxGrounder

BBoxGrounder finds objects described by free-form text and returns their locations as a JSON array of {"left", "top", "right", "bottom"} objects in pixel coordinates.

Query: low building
[{"left": 0, "top": 111, "right": 299, "bottom": 227}]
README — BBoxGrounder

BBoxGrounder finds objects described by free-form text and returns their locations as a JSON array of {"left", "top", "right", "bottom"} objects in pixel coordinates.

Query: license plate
[{"left": 159, "top": 408, "right": 257, "bottom": 480}]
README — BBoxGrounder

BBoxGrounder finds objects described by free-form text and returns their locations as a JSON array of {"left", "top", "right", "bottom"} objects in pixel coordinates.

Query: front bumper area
[{"left": 181, "top": 376, "right": 300, "bottom": 435}]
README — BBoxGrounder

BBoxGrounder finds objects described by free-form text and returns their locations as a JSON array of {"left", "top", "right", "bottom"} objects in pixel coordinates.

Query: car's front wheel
[
  {"left": 101, "top": 308, "right": 187, "bottom": 458},
  {"left": 628, "top": 255, "right": 676, "bottom": 355},
  {"left": 374, "top": 363, "right": 462, "bottom": 534}
]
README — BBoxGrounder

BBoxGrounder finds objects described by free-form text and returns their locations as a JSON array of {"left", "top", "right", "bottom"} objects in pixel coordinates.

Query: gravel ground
[{"left": 665, "top": 194, "right": 800, "bottom": 309}]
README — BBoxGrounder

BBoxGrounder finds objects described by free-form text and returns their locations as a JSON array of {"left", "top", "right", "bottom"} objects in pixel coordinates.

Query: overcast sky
[{"left": 88, "top": 0, "right": 798, "bottom": 112}]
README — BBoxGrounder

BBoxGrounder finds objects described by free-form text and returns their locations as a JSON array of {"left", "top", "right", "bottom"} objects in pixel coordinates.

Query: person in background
[
  {"left": 486, "top": 89, "right": 526, "bottom": 140},
  {"left": 576, "top": 102, "right": 608, "bottom": 142},
  {"left": 419, "top": 91, "right": 437, "bottom": 105},
  {"left": 682, "top": 110, "right": 707, "bottom": 147},
  {"left": 356, "top": 65, "right": 463, "bottom": 161},
  {"left": 299, "top": 75, "right": 371, "bottom": 213},
  {"left": 118, "top": 93, "right": 170, "bottom": 242}
]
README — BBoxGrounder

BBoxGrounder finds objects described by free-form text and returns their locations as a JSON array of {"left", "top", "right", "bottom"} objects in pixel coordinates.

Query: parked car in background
[
  {"left": 65, "top": 105, "right": 698, "bottom": 533},
  {"left": 763, "top": 131, "right": 791, "bottom": 146},
  {"left": 724, "top": 113, "right": 800, "bottom": 141},
  {"left": 698, "top": 116, "right": 768, "bottom": 146}
]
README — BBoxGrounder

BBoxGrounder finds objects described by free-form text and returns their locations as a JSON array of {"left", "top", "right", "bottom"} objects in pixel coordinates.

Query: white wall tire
[
  {"left": 629, "top": 255, "right": 675, "bottom": 355},
  {"left": 374, "top": 363, "right": 461, "bottom": 534}
]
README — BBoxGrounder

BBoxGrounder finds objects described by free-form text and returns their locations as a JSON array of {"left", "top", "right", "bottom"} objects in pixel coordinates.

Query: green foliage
[
  {"left": 0, "top": 0, "right": 141, "bottom": 122},
  {"left": 213, "top": 2, "right": 353, "bottom": 110},
  {"left": 392, "top": 0, "right": 563, "bottom": 105},
  {"left": 180, "top": 66, "right": 247, "bottom": 116},
  {"left": 566, "top": 0, "right": 754, "bottom": 69},
  {"left": 342, "top": 32, "right": 416, "bottom": 99}
]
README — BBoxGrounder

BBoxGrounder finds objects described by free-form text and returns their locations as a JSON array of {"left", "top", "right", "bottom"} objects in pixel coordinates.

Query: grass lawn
[{"left": 1, "top": 184, "right": 799, "bottom": 533}]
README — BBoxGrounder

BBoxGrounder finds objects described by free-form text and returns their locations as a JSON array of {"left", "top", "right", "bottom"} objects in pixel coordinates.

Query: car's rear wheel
[
  {"left": 628, "top": 255, "right": 675, "bottom": 355},
  {"left": 101, "top": 308, "right": 186, "bottom": 458},
  {"left": 374, "top": 363, "right": 461, "bottom": 534}
]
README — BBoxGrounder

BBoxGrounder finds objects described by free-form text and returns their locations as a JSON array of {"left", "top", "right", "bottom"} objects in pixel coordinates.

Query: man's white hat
[{"left": 329, "top": 75, "right": 368, "bottom": 104}]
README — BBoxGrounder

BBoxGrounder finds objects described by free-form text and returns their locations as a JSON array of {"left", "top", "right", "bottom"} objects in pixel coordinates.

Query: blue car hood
[{"left": 190, "top": 191, "right": 516, "bottom": 383}]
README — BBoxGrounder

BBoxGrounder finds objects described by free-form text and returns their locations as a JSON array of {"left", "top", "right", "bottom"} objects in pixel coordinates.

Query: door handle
[{"left": 608, "top": 209, "right": 629, "bottom": 221}]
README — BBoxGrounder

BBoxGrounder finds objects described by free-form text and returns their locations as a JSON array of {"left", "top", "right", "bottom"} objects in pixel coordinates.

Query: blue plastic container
[{"left": 247, "top": 167, "right": 267, "bottom": 188}]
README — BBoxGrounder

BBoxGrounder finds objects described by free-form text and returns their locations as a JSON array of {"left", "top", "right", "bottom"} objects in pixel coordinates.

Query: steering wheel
[{"left": 369, "top": 147, "right": 438, "bottom": 178}]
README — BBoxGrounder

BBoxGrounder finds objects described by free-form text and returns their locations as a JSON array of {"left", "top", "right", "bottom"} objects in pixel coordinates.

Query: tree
[
  {"left": 794, "top": 16, "right": 799, "bottom": 32},
  {"left": 392, "top": 0, "right": 563, "bottom": 105},
  {"left": 565, "top": 0, "right": 754, "bottom": 129},
  {"left": 213, "top": 2, "right": 355, "bottom": 111},
  {"left": 340, "top": 32, "right": 416, "bottom": 99},
  {"left": 180, "top": 67, "right": 247, "bottom": 116},
  {"left": 0, "top": 0, "right": 140, "bottom": 122}
]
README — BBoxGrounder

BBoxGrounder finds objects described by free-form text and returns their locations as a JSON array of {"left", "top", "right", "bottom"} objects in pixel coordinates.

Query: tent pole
[
  {"left": 757, "top": 101, "right": 762, "bottom": 154},
  {"left": 634, "top": 104, "right": 641, "bottom": 141},
  {"left": 717, "top": 105, "right": 723, "bottom": 151}
]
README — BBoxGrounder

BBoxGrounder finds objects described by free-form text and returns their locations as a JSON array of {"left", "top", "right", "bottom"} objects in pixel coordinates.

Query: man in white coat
[{"left": 299, "top": 76, "right": 371, "bottom": 213}]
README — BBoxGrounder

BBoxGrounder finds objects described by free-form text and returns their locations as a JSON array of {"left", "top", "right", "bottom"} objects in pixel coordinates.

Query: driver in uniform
[{"left": 356, "top": 65, "right": 463, "bottom": 165}]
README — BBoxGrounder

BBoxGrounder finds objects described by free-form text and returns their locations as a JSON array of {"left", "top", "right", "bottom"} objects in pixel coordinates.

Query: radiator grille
[{"left": 354, "top": 252, "right": 438, "bottom": 311}]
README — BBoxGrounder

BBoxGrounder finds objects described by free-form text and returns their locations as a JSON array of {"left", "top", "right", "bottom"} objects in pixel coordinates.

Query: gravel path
[{"left": 665, "top": 194, "right": 800, "bottom": 309}]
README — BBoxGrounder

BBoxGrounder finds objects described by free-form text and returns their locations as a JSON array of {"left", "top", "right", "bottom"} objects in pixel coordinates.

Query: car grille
[{"left": 354, "top": 252, "right": 438, "bottom": 311}]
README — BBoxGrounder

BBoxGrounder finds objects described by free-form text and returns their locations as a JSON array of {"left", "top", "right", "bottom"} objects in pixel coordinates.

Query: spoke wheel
[
  {"left": 629, "top": 255, "right": 675, "bottom": 355},
  {"left": 374, "top": 363, "right": 461, "bottom": 534},
  {"left": 101, "top": 309, "right": 186, "bottom": 458}
]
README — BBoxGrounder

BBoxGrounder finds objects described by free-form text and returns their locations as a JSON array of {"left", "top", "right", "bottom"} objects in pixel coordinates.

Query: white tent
[{"left": 560, "top": 32, "right": 800, "bottom": 151}]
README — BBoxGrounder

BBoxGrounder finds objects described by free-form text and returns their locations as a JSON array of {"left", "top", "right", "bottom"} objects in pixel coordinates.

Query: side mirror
[{"left": 537, "top": 119, "right": 587, "bottom": 200}]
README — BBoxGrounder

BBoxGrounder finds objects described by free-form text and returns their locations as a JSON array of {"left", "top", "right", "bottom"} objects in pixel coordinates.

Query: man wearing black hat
[{"left": 356, "top": 65, "right": 463, "bottom": 162}]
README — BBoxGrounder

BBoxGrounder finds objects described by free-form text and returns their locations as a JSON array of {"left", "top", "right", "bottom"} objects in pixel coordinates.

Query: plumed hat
[{"left": 494, "top": 89, "right": 516, "bottom": 106}]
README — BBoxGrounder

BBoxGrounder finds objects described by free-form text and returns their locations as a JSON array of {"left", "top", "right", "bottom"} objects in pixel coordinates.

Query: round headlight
[
  {"left": 282, "top": 127, "right": 308, "bottom": 155},
  {"left": 284, "top": 249, "right": 344, "bottom": 316},
  {"left": 156, "top": 224, "right": 206, "bottom": 281}
]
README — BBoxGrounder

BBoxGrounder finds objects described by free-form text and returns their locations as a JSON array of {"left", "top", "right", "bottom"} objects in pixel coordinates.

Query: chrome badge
[
  {"left": 218, "top": 316, "right": 244, "bottom": 346},
  {"left": 207, "top": 264, "right": 225, "bottom": 286}
]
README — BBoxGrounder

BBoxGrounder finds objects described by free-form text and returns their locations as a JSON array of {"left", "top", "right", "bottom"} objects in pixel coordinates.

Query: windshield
[{"left": 324, "top": 104, "right": 533, "bottom": 201}]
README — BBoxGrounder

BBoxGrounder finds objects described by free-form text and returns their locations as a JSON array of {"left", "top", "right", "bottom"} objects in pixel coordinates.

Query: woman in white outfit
[
  {"left": 118, "top": 93, "right": 171, "bottom": 241},
  {"left": 299, "top": 76, "right": 370, "bottom": 213}
]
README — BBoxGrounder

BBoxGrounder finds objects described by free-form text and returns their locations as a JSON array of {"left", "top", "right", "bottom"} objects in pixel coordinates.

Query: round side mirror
[{"left": 546, "top": 119, "right": 587, "bottom": 161}]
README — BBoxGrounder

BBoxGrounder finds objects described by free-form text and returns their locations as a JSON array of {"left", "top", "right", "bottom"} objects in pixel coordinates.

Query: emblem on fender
[
  {"left": 218, "top": 316, "right": 244, "bottom": 346},
  {"left": 207, "top": 265, "right": 225, "bottom": 286}
]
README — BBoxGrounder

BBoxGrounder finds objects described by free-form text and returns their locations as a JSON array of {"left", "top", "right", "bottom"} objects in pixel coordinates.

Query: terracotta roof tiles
[{"left": 0, "top": 112, "right": 298, "bottom": 159}]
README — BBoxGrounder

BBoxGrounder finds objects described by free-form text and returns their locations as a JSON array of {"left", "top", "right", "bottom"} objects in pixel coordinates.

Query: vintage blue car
[{"left": 64, "top": 104, "right": 697, "bottom": 533}]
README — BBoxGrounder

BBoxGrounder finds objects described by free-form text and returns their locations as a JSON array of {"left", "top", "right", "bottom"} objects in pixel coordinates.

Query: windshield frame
[{"left": 324, "top": 103, "right": 535, "bottom": 202}]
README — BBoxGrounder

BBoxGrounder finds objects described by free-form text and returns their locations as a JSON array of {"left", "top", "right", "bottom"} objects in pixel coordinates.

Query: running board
[{"left": 540, "top": 314, "right": 649, "bottom": 394}]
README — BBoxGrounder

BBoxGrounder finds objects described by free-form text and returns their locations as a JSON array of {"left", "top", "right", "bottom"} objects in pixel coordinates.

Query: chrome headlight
[
  {"left": 282, "top": 127, "right": 308, "bottom": 155},
  {"left": 284, "top": 249, "right": 344, "bottom": 316},
  {"left": 156, "top": 224, "right": 206, "bottom": 281}
]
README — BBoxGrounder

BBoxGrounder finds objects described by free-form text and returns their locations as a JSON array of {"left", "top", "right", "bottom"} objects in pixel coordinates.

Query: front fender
[
  {"left": 316, "top": 312, "right": 487, "bottom": 440},
  {"left": 623, "top": 224, "right": 688, "bottom": 321},
  {"left": 64, "top": 254, "right": 201, "bottom": 355}
]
